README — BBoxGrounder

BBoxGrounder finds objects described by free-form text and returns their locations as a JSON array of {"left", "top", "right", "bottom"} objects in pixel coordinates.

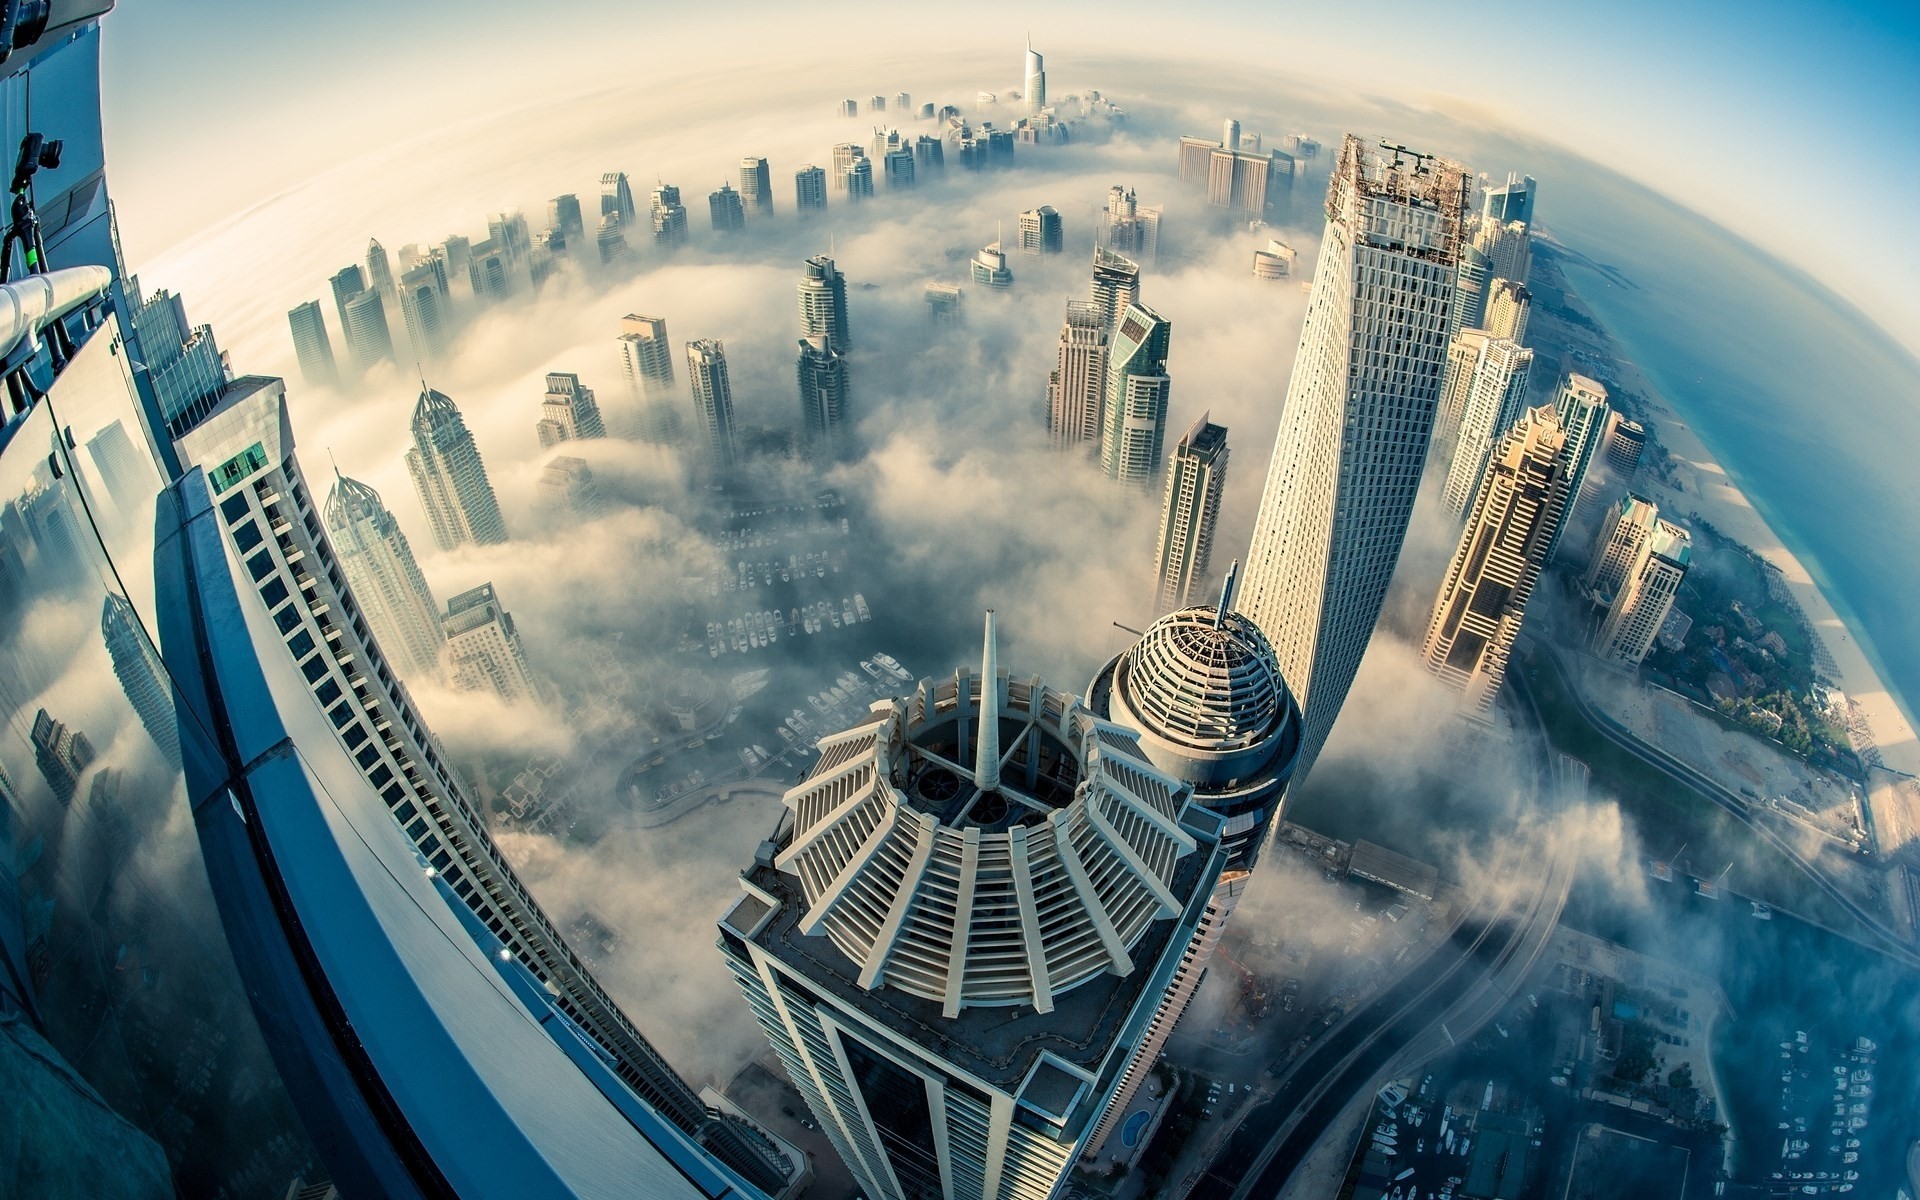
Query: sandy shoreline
[{"left": 1594, "top": 347, "right": 1920, "bottom": 781}]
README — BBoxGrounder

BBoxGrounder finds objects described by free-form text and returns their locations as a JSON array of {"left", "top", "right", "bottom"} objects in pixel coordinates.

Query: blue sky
[{"left": 98, "top": 0, "right": 1920, "bottom": 354}]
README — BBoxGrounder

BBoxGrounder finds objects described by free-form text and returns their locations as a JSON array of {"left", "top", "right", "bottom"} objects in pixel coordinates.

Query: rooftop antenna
[
  {"left": 974, "top": 609, "right": 1001, "bottom": 793},
  {"left": 1215, "top": 558, "right": 1241, "bottom": 629}
]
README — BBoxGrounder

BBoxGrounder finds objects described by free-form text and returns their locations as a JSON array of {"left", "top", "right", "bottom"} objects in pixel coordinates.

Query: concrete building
[
  {"left": 1088, "top": 246, "right": 1141, "bottom": 333},
  {"left": 1151, "top": 415, "right": 1229, "bottom": 612},
  {"left": 618, "top": 314, "right": 682, "bottom": 444},
  {"left": 535, "top": 371, "right": 608, "bottom": 447},
  {"left": 1024, "top": 40, "right": 1046, "bottom": 113},
  {"left": 719, "top": 615, "right": 1231, "bottom": 1200},
  {"left": 1440, "top": 336, "right": 1535, "bottom": 522},
  {"left": 970, "top": 241, "right": 1013, "bottom": 288},
  {"left": 1099, "top": 301, "right": 1173, "bottom": 486},
  {"left": 794, "top": 164, "right": 828, "bottom": 212},
  {"left": 1018, "top": 205, "right": 1063, "bottom": 254},
  {"left": 1547, "top": 373, "right": 1610, "bottom": 557},
  {"left": 1422, "top": 406, "right": 1572, "bottom": 712},
  {"left": 650, "top": 183, "right": 688, "bottom": 249},
  {"left": 685, "top": 338, "right": 737, "bottom": 479},
  {"left": 442, "top": 583, "right": 539, "bottom": 704},
  {"left": 405, "top": 385, "right": 509, "bottom": 550},
  {"left": 601, "top": 171, "right": 637, "bottom": 226},
  {"left": 1239, "top": 135, "right": 1470, "bottom": 783},
  {"left": 1583, "top": 494, "right": 1660, "bottom": 606},
  {"left": 1046, "top": 300, "right": 1109, "bottom": 450},
  {"left": 1484, "top": 277, "right": 1531, "bottom": 342},
  {"left": 795, "top": 335, "right": 849, "bottom": 458},
  {"left": 739, "top": 157, "right": 773, "bottom": 218},
  {"left": 322, "top": 469, "right": 444, "bottom": 681},
  {"left": 1593, "top": 520, "right": 1691, "bottom": 667},
  {"left": 709, "top": 182, "right": 746, "bottom": 233},
  {"left": 797, "top": 255, "right": 850, "bottom": 349},
  {"left": 286, "top": 299, "right": 338, "bottom": 389}
]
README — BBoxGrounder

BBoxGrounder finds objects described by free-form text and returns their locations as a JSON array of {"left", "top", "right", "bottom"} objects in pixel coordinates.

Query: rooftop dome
[{"left": 1121, "top": 606, "right": 1287, "bottom": 753}]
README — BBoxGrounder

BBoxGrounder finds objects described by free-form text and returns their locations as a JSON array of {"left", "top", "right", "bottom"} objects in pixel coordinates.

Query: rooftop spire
[{"left": 974, "top": 609, "right": 1000, "bottom": 793}]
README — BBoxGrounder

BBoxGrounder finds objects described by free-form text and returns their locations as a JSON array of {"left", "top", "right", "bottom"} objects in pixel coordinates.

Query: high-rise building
[
  {"left": 618, "top": 314, "right": 682, "bottom": 443},
  {"left": 970, "top": 240, "right": 1013, "bottom": 288},
  {"left": 1482, "top": 172, "right": 1536, "bottom": 227},
  {"left": 1583, "top": 493, "right": 1660, "bottom": 606},
  {"left": 708, "top": 182, "right": 746, "bottom": 233},
  {"left": 396, "top": 262, "right": 450, "bottom": 364},
  {"left": 340, "top": 287, "right": 394, "bottom": 372},
  {"left": 1239, "top": 135, "right": 1470, "bottom": 782},
  {"left": 286, "top": 300, "right": 338, "bottom": 390},
  {"left": 1088, "top": 246, "right": 1141, "bottom": 333},
  {"left": 1547, "top": 373, "right": 1610, "bottom": 557},
  {"left": 719, "top": 615, "right": 1230, "bottom": 1200},
  {"left": 102, "top": 591, "right": 181, "bottom": 766},
  {"left": 1018, "top": 205, "right": 1063, "bottom": 254},
  {"left": 794, "top": 164, "right": 827, "bottom": 212},
  {"left": 1046, "top": 300, "right": 1109, "bottom": 449},
  {"left": 322, "top": 469, "right": 444, "bottom": 681},
  {"left": 549, "top": 193, "right": 585, "bottom": 243},
  {"left": 366, "top": 238, "right": 396, "bottom": 303},
  {"left": 843, "top": 157, "right": 873, "bottom": 199},
  {"left": 650, "top": 183, "right": 688, "bottom": 249},
  {"left": 1422, "top": 406, "right": 1572, "bottom": 712},
  {"left": 831, "top": 143, "right": 865, "bottom": 193},
  {"left": 328, "top": 263, "right": 367, "bottom": 339},
  {"left": 1024, "top": 40, "right": 1047, "bottom": 112},
  {"left": 797, "top": 255, "right": 851, "bottom": 349},
  {"left": 738, "top": 157, "right": 773, "bottom": 218},
  {"left": 1484, "top": 277, "right": 1531, "bottom": 342},
  {"left": 1152, "top": 415, "right": 1229, "bottom": 612},
  {"left": 924, "top": 282, "right": 964, "bottom": 325},
  {"left": 685, "top": 339, "right": 737, "bottom": 478},
  {"left": 405, "top": 385, "right": 509, "bottom": 550},
  {"left": 535, "top": 372, "right": 608, "bottom": 447},
  {"left": 442, "top": 583, "right": 539, "bottom": 704},
  {"left": 1099, "top": 185, "right": 1161, "bottom": 267},
  {"left": 539, "top": 454, "right": 609, "bottom": 519},
  {"left": 601, "top": 171, "right": 637, "bottom": 226},
  {"left": 1099, "top": 301, "right": 1173, "bottom": 486},
  {"left": 1440, "top": 336, "right": 1534, "bottom": 521},
  {"left": 1593, "top": 520, "right": 1690, "bottom": 667},
  {"left": 795, "top": 335, "right": 849, "bottom": 458}
]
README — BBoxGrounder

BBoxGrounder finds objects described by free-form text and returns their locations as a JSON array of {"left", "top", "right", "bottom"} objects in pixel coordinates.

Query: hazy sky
[{"left": 98, "top": 0, "right": 1920, "bottom": 356}]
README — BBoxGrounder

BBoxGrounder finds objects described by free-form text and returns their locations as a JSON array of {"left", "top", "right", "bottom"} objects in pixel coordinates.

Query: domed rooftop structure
[
  {"left": 1088, "top": 564, "right": 1301, "bottom": 865},
  {"left": 771, "top": 612, "right": 1215, "bottom": 1017}
]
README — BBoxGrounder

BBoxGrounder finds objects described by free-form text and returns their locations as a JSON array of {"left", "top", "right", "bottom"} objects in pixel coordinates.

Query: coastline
[{"left": 1544, "top": 251, "right": 1920, "bottom": 784}]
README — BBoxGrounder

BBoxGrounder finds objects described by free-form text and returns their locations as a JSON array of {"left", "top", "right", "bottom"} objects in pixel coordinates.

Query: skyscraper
[
  {"left": 719, "top": 616, "right": 1229, "bottom": 1200},
  {"left": 1152, "top": 415, "right": 1230, "bottom": 612},
  {"left": 650, "top": 183, "right": 688, "bottom": 249},
  {"left": 1046, "top": 300, "right": 1109, "bottom": 449},
  {"left": 708, "top": 182, "right": 746, "bottom": 233},
  {"left": 795, "top": 335, "right": 849, "bottom": 458},
  {"left": 685, "top": 338, "right": 737, "bottom": 478},
  {"left": 405, "top": 385, "right": 509, "bottom": 550},
  {"left": 1422, "top": 406, "right": 1572, "bottom": 712},
  {"left": 1439, "top": 336, "right": 1534, "bottom": 521},
  {"left": 1018, "top": 205, "right": 1063, "bottom": 254},
  {"left": 1024, "top": 40, "right": 1046, "bottom": 112},
  {"left": 549, "top": 193, "right": 585, "bottom": 243},
  {"left": 601, "top": 171, "right": 637, "bottom": 226},
  {"left": 794, "top": 164, "right": 827, "bottom": 212},
  {"left": 797, "top": 255, "right": 850, "bottom": 349},
  {"left": 286, "top": 300, "right": 338, "bottom": 389},
  {"left": 535, "top": 371, "right": 608, "bottom": 447},
  {"left": 442, "top": 583, "right": 539, "bottom": 704},
  {"left": 1239, "top": 135, "right": 1470, "bottom": 782},
  {"left": 365, "top": 238, "right": 397, "bottom": 303},
  {"left": 618, "top": 314, "right": 682, "bottom": 444},
  {"left": 396, "top": 262, "right": 450, "bottom": 364},
  {"left": 1547, "top": 373, "right": 1610, "bottom": 558},
  {"left": 102, "top": 591, "right": 181, "bottom": 766},
  {"left": 322, "top": 469, "right": 444, "bottom": 680},
  {"left": 739, "top": 156, "right": 773, "bottom": 217},
  {"left": 1088, "top": 246, "right": 1141, "bottom": 332},
  {"left": 341, "top": 287, "right": 394, "bottom": 372},
  {"left": 1483, "top": 277, "right": 1531, "bottom": 342},
  {"left": 1583, "top": 493, "right": 1660, "bottom": 606},
  {"left": 1593, "top": 520, "right": 1691, "bottom": 667},
  {"left": 1099, "top": 301, "right": 1173, "bottom": 485}
]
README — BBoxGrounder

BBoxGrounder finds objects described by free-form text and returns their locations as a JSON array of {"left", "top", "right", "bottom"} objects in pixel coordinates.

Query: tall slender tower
[
  {"left": 795, "top": 335, "right": 849, "bottom": 458},
  {"left": 535, "top": 371, "right": 608, "bottom": 447},
  {"left": 1152, "top": 415, "right": 1230, "bottom": 612},
  {"left": 738, "top": 156, "right": 773, "bottom": 218},
  {"left": 617, "top": 314, "right": 681, "bottom": 443},
  {"left": 1099, "top": 301, "right": 1173, "bottom": 486},
  {"left": 286, "top": 300, "right": 338, "bottom": 389},
  {"left": 322, "top": 469, "right": 444, "bottom": 681},
  {"left": 1046, "top": 300, "right": 1109, "bottom": 449},
  {"left": 1547, "top": 373, "right": 1610, "bottom": 557},
  {"left": 685, "top": 339, "right": 737, "bottom": 479},
  {"left": 1238, "top": 135, "right": 1470, "bottom": 782},
  {"left": 797, "top": 255, "right": 850, "bottom": 349},
  {"left": 405, "top": 385, "right": 509, "bottom": 550},
  {"left": 1440, "top": 336, "right": 1534, "bottom": 521},
  {"left": 1422, "top": 406, "right": 1571, "bottom": 712},
  {"left": 1024, "top": 40, "right": 1047, "bottom": 113}
]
